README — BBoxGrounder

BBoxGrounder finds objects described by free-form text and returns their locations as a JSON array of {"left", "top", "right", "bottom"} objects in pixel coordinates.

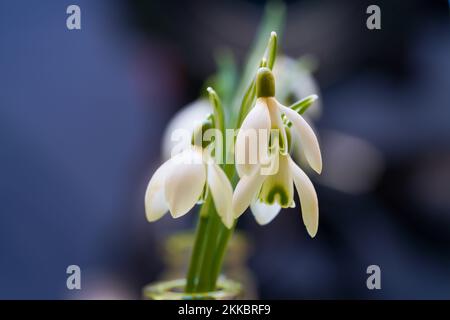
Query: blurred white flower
[
  {"left": 161, "top": 99, "right": 211, "bottom": 160},
  {"left": 273, "top": 55, "right": 322, "bottom": 119}
]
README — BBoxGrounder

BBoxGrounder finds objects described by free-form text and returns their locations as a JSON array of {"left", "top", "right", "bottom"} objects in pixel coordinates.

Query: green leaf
[
  {"left": 236, "top": 31, "right": 280, "bottom": 127},
  {"left": 207, "top": 87, "right": 224, "bottom": 135},
  {"left": 266, "top": 31, "right": 278, "bottom": 70},
  {"left": 232, "top": 1, "right": 285, "bottom": 127},
  {"left": 290, "top": 94, "right": 318, "bottom": 114},
  {"left": 214, "top": 49, "right": 237, "bottom": 110}
]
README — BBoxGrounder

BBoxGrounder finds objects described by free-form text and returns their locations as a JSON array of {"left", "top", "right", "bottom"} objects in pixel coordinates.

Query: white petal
[
  {"left": 207, "top": 163, "right": 234, "bottom": 229},
  {"left": 279, "top": 103, "right": 322, "bottom": 174},
  {"left": 235, "top": 98, "right": 271, "bottom": 177},
  {"left": 232, "top": 170, "right": 266, "bottom": 218},
  {"left": 289, "top": 156, "right": 319, "bottom": 237},
  {"left": 144, "top": 159, "right": 173, "bottom": 222},
  {"left": 164, "top": 150, "right": 206, "bottom": 218},
  {"left": 250, "top": 201, "right": 281, "bottom": 225},
  {"left": 290, "top": 114, "right": 318, "bottom": 170}
]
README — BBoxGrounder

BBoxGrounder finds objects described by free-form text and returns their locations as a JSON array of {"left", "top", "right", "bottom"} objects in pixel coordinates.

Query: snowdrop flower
[
  {"left": 233, "top": 67, "right": 322, "bottom": 237},
  {"left": 145, "top": 146, "right": 234, "bottom": 228}
]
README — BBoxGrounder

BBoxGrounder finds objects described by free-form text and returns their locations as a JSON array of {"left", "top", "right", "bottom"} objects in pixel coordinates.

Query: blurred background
[{"left": 0, "top": 0, "right": 449, "bottom": 299}]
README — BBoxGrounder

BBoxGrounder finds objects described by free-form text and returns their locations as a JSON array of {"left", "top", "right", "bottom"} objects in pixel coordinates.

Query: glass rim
[{"left": 142, "top": 278, "right": 242, "bottom": 300}]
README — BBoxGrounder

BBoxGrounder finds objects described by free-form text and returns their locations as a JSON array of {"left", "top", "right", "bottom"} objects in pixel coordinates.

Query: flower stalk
[{"left": 184, "top": 88, "right": 236, "bottom": 293}]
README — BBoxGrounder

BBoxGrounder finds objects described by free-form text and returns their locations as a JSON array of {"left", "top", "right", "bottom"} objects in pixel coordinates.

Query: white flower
[
  {"left": 233, "top": 67, "right": 322, "bottom": 237},
  {"left": 233, "top": 152, "right": 319, "bottom": 237},
  {"left": 145, "top": 146, "right": 234, "bottom": 228}
]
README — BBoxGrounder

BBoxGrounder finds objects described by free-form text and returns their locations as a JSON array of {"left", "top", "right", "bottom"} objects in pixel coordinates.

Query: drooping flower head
[
  {"left": 233, "top": 67, "right": 322, "bottom": 237},
  {"left": 145, "top": 146, "right": 234, "bottom": 228}
]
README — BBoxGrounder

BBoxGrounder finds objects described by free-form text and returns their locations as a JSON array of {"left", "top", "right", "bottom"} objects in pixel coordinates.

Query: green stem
[
  {"left": 209, "top": 224, "right": 235, "bottom": 288},
  {"left": 185, "top": 197, "right": 211, "bottom": 292},
  {"left": 196, "top": 208, "right": 222, "bottom": 291},
  {"left": 196, "top": 172, "right": 237, "bottom": 292}
]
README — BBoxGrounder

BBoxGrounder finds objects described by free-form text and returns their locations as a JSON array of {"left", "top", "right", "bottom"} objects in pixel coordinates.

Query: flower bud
[{"left": 256, "top": 67, "right": 275, "bottom": 98}]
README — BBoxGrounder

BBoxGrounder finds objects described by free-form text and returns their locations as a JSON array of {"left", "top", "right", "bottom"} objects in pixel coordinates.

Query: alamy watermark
[
  {"left": 170, "top": 128, "right": 282, "bottom": 175},
  {"left": 66, "top": 5, "right": 81, "bottom": 30},
  {"left": 366, "top": 265, "right": 381, "bottom": 290},
  {"left": 366, "top": 5, "right": 381, "bottom": 30},
  {"left": 66, "top": 265, "right": 81, "bottom": 290}
]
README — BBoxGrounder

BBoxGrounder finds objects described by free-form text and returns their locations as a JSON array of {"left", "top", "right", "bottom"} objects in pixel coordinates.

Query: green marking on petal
[
  {"left": 263, "top": 184, "right": 290, "bottom": 207},
  {"left": 258, "top": 154, "right": 294, "bottom": 208}
]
